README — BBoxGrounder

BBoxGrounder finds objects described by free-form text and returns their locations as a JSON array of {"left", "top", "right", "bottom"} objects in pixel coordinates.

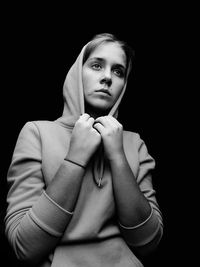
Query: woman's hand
[
  {"left": 67, "top": 113, "right": 101, "bottom": 166},
  {"left": 94, "top": 116, "right": 124, "bottom": 161}
]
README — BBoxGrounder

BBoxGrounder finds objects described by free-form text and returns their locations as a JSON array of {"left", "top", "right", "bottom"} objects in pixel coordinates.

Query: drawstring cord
[{"left": 92, "top": 145, "right": 105, "bottom": 188}]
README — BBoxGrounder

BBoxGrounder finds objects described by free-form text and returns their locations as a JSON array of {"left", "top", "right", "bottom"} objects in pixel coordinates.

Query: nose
[{"left": 100, "top": 68, "right": 112, "bottom": 87}]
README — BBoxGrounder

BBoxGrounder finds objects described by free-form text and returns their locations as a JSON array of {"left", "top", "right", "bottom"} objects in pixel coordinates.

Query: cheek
[
  {"left": 82, "top": 71, "right": 96, "bottom": 93},
  {"left": 112, "top": 80, "right": 125, "bottom": 98}
]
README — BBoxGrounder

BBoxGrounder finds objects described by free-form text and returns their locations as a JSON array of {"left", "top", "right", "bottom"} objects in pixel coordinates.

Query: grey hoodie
[{"left": 5, "top": 42, "right": 163, "bottom": 267}]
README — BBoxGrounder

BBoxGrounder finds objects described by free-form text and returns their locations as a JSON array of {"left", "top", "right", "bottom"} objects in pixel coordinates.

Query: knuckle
[
  {"left": 104, "top": 130, "right": 110, "bottom": 137},
  {"left": 76, "top": 119, "right": 82, "bottom": 125},
  {"left": 85, "top": 122, "right": 91, "bottom": 129}
]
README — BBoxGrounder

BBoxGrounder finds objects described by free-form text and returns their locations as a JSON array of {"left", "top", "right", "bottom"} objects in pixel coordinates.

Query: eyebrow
[{"left": 88, "top": 57, "right": 126, "bottom": 70}]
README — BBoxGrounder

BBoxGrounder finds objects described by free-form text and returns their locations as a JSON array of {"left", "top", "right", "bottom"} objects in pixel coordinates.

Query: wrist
[
  {"left": 107, "top": 150, "right": 126, "bottom": 162},
  {"left": 64, "top": 158, "right": 86, "bottom": 169},
  {"left": 66, "top": 151, "right": 88, "bottom": 167}
]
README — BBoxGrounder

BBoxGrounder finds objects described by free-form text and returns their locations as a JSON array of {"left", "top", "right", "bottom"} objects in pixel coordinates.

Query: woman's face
[{"left": 82, "top": 42, "right": 127, "bottom": 113}]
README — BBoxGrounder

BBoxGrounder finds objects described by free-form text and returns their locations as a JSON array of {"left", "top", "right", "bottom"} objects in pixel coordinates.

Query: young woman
[{"left": 5, "top": 33, "right": 163, "bottom": 267}]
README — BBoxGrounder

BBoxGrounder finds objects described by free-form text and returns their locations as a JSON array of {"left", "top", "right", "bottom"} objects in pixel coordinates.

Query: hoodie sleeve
[
  {"left": 4, "top": 122, "right": 72, "bottom": 264},
  {"left": 119, "top": 133, "right": 163, "bottom": 255}
]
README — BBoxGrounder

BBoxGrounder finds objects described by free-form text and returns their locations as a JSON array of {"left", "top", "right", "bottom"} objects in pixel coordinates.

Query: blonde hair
[{"left": 83, "top": 33, "right": 134, "bottom": 78}]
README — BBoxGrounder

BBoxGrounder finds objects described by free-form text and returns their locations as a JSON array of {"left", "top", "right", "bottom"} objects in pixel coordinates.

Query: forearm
[
  {"left": 46, "top": 159, "right": 85, "bottom": 213},
  {"left": 110, "top": 152, "right": 163, "bottom": 254},
  {"left": 5, "top": 118, "right": 99, "bottom": 264},
  {"left": 109, "top": 152, "right": 151, "bottom": 227},
  {"left": 7, "top": 159, "right": 85, "bottom": 264}
]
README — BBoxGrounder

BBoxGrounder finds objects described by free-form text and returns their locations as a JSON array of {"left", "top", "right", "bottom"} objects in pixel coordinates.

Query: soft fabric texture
[{"left": 5, "top": 42, "right": 163, "bottom": 267}]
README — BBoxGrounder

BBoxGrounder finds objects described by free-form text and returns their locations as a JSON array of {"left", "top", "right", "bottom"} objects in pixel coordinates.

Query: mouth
[{"left": 95, "top": 89, "right": 111, "bottom": 96}]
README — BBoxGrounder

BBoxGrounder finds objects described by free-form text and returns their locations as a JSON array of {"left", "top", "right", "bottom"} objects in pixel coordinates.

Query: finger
[
  {"left": 79, "top": 113, "right": 90, "bottom": 121},
  {"left": 106, "top": 115, "right": 118, "bottom": 124},
  {"left": 107, "top": 116, "right": 122, "bottom": 128},
  {"left": 105, "top": 116, "right": 117, "bottom": 127},
  {"left": 95, "top": 116, "right": 110, "bottom": 127},
  {"left": 87, "top": 117, "right": 95, "bottom": 126},
  {"left": 95, "top": 116, "right": 116, "bottom": 129},
  {"left": 93, "top": 122, "right": 106, "bottom": 134}
]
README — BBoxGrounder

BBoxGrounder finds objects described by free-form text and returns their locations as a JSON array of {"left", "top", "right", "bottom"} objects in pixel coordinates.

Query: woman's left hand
[{"left": 93, "top": 116, "right": 124, "bottom": 160}]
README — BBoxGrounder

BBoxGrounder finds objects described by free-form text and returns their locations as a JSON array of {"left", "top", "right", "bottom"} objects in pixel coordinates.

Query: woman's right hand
[{"left": 66, "top": 113, "right": 101, "bottom": 166}]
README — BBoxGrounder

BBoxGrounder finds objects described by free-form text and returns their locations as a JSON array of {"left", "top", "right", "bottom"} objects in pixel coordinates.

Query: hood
[
  {"left": 56, "top": 42, "right": 129, "bottom": 128},
  {"left": 55, "top": 42, "right": 129, "bottom": 187}
]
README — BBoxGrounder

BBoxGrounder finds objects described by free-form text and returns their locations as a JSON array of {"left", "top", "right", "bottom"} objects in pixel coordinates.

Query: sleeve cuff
[
  {"left": 43, "top": 191, "right": 74, "bottom": 215},
  {"left": 119, "top": 207, "right": 153, "bottom": 230},
  {"left": 119, "top": 208, "right": 162, "bottom": 247},
  {"left": 30, "top": 191, "right": 73, "bottom": 237}
]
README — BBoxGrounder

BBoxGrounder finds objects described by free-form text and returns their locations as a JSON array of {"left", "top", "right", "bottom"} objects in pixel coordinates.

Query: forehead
[{"left": 88, "top": 42, "right": 126, "bottom": 66}]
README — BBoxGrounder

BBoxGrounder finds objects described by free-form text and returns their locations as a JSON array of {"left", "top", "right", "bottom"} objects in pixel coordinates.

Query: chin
[
  {"left": 87, "top": 99, "right": 113, "bottom": 111},
  {"left": 92, "top": 103, "right": 113, "bottom": 113}
]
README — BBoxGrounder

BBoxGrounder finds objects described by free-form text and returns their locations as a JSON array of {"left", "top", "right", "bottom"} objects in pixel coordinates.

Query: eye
[
  {"left": 113, "top": 68, "right": 125, "bottom": 77},
  {"left": 91, "top": 63, "right": 102, "bottom": 70}
]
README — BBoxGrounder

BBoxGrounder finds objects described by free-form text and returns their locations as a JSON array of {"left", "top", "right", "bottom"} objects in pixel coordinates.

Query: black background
[{"left": 0, "top": 3, "right": 195, "bottom": 267}]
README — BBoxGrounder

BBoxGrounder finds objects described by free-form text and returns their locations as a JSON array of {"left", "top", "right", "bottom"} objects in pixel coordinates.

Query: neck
[{"left": 85, "top": 105, "right": 110, "bottom": 119}]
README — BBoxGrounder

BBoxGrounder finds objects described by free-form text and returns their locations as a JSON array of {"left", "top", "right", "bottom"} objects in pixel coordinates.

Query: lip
[{"left": 95, "top": 88, "right": 111, "bottom": 96}]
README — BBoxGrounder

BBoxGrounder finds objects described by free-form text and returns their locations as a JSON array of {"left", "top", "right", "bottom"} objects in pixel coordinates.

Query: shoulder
[
  {"left": 21, "top": 120, "right": 62, "bottom": 133},
  {"left": 17, "top": 120, "right": 63, "bottom": 142},
  {"left": 123, "top": 130, "right": 155, "bottom": 166},
  {"left": 20, "top": 120, "right": 71, "bottom": 147},
  {"left": 123, "top": 130, "right": 142, "bottom": 145},
  {"left": 123, "top": 130, "right": 149, "bottom": 155}
]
